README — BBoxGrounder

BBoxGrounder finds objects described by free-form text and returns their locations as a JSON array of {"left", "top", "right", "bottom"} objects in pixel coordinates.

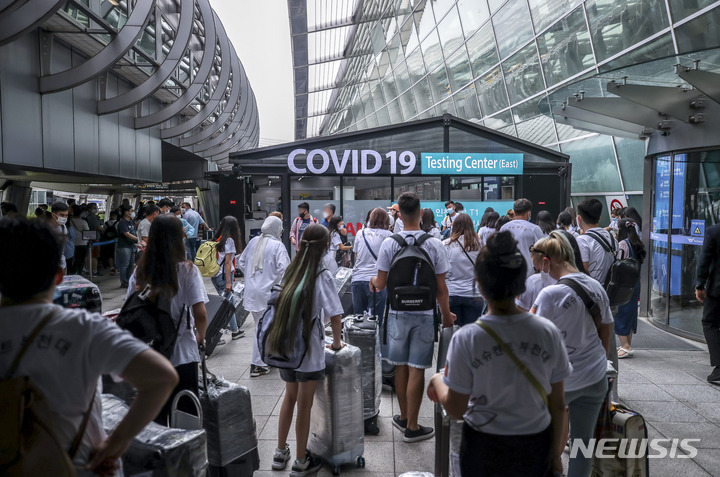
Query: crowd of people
[{"left": 0, "top": 191, "right": 667, "bottom": 477}]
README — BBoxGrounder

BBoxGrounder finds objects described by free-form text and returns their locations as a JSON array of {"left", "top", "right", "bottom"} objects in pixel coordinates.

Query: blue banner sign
[
  {"left": 421, "top": 153, "right": 523, "bottom": 175},
  {"left": 421, "top": 201, "right": 516, "bottom": 230}
]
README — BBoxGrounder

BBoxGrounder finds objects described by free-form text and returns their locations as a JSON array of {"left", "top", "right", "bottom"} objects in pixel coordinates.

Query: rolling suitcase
[
  {"left": 342, "top": 314, "right": 381, "bottom": 435},
  {"left": 101, "top": 394, "right": 208, "bottom": 476},
  {"left": 204, "top": 293, "right": 237, "bottom": 357},
  {"left": 199, "top": 347, "right": 260, "bottom": 476},
  {"left": 308, "top": 343, "right": 365, "bottom": 475},
  {"left": 53, "top": 275, "right": 102, "bottom": 313}
]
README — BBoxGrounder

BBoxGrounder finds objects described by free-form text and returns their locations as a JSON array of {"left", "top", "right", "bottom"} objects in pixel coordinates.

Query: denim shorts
[
  {"left": 385, "top": 311, "right": 435, "bottom": 369},
  {"left": 279, "top": 368, "right": 326, "bottom": 383}
]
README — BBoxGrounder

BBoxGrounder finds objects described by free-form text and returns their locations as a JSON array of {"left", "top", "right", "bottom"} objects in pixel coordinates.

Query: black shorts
[{"left": 279, "top": 368, "right": 325, "bottom": 383}]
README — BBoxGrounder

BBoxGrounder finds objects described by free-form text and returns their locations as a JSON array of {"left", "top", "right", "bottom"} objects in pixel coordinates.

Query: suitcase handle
[{"left": 170, "top": 390, "right": 203, "bottom": 429}]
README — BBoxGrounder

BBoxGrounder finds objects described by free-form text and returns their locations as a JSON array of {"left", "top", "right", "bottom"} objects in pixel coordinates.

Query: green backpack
[{"left": 194, "top": 237, "right": 222, "bottom": 277}]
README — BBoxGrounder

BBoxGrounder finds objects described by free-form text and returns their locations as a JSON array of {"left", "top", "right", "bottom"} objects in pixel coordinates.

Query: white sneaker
[{"left": 271, "top": 444, "right": 291, "bottom": 470}]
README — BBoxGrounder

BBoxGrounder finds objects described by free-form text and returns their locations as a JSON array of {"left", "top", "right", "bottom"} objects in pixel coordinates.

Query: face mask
[
  {"left": 130, "top": 212, "right": 136, "bottom": 219},
  {"left": 299, "top": 211, "right": 306, "bottom": 218},
  {"left": 323, "top": 211, "right": 329, "bottom": 219},
  {"left": 56, "top": 216, "right": 67, "bottom": 226},
  {"left": 446, "top": 208, "right": 454, "bottom": 215},
  {"left": 539, "top": 260, "right": 554, "bottom": 285}
]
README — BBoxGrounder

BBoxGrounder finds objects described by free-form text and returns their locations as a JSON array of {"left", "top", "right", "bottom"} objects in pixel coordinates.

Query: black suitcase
[
  {"left": 435, "top": 326, "right": 457, "bottom": 477},
  {"left": 199, "top": 349, "right": 259, "bottom": 474},
  {"left": 53, "top": 275, "right": 102, "bottom": 313},
  {"left": 204, "top": 293, "right": 236, "bottom": 357},
  {"left": 343, "top": 315, "right": 381, "bottom": 435}
]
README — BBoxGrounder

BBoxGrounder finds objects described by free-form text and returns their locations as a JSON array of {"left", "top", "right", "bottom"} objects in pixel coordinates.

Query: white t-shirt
[
  {"left": 70, "top": 217, "right": 90, "bottom": 246},
  {"left": 441, "top": 213, "right": 457, "bottom": 229},
  {"left": 443, "top": 236, "right": 482, "bottom": 298},
  {"left": 329, "top": 231, "right": 342, "bottom": 253},
  {"left": 531, "top": 272, "right": 613, "bottom": 392},
  {"left": 128, "top": 262, "right": 208, "bottom": 367},
  {"left": 576, "top": 228, "right": 617, "bottom": 284},
  {"left": 353, "top": 227, "right": 392, "bottom": 282},
  {"left": 428, "top": 226, "right": 441, "bottom": 239},
  {"left": 0, "top": 304, "right": 148, "bottom": 473},
  {"left": 443, "top": 313, "right": 572, "bottom": 435},
  {"left": 137, "top": 218, "right": 151, "bottom": 240},
  {"left": 236, "top": 236, "right": 290, "bottom": 313},
  {"left": 376, "top": 230, "right": 450, "bottom": 315},
  {"left": 516, "top": 272, "right": 557, "bottom": 311},
  {"left": 478, "top": 226, "right": 495, "bottom": 247},
  {"left": 216, "top": 237, "right": 237, "bottom": 277},
  {"left": 297, "top": 269, "right": 345, "bottom": 373},
  {"left": 500, "top": 219, "right": 546, "bottom": 278},
  {"left": 393, "top": 217, "right": 404, "bottom": 233}
]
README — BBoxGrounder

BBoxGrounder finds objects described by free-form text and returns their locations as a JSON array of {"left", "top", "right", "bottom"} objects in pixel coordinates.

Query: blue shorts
[{"left": 385, "top": 311, "right": 435, "bottom": 369}]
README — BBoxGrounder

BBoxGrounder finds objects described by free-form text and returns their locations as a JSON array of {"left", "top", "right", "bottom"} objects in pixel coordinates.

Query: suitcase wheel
[
  {"left": 357, "top": 456, "right": 365, "bottom": 468},
  {"left": 333, "top": 465, "right": 341, "bottom": 475}
]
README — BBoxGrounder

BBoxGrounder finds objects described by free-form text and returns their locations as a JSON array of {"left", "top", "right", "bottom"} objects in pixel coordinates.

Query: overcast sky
[{"left": 212, "top": 0, "right": 295, "bottom": 147}]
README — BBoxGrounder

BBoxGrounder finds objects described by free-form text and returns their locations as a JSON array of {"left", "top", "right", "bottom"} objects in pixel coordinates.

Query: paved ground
[{"left": 97, "top": 274, "right": 720, "bottom": 476}]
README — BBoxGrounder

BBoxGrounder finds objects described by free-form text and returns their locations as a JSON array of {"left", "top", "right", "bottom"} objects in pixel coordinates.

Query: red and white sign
[{"left": 605, "top": 195, "right": 627, "bottom": 213}]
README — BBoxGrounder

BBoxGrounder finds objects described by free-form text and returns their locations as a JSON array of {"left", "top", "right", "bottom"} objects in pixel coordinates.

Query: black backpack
[
  {"left": 386, "top": 233, "right": 437, "bottom": 312},
  {"left": 586, "top": 231, "right": 641, "bottom": 307},
  {"left": 116, "top": 285, "right": 187, "bottom": 359}
]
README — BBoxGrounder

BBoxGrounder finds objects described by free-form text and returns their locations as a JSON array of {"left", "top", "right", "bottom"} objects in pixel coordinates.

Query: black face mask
[{"left": 299, "top": 211, "right": 306, "bottom": 218}]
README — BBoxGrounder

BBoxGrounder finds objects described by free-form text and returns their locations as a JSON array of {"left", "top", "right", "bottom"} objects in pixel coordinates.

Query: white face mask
[
  {"left": 323, "top": 211, "right": 330, "bottom": 219},
  {"left": 130, "top": 212, "right": 136, "bottom": 219},
  {"left": 539, "top": 260, "right": 553, "bottom": 285},
  {"left": 56, "top": 216, "right": 67, "bottom": 226}
]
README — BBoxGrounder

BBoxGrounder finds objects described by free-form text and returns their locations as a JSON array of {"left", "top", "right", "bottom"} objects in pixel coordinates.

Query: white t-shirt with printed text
[
  {"left": 0, "top": 304, "right": 148, "bottom": 474},
  {"left": 443, "top": 312, "right": 572, "bottom": 435},
  {"left": 376, "top": 230, "right": 450, "bottom": 315},
  {"left": 516, "top": 272, "right": 557, "bottom": 311},
  {"left": 531, "top": 272, "right": 613, "bottom": 392}
]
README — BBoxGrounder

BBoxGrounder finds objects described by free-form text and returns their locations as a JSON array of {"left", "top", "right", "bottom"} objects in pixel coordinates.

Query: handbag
[{"left": 475, "top": 320, "right": 548, "bottom": 407}]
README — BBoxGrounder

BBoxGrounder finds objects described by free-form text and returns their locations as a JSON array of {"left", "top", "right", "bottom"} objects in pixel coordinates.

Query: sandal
[{"left": 618, "top": 347, "right": 634, "bottom": 359}]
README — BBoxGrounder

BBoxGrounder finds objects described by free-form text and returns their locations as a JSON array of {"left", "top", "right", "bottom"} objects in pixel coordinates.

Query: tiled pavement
[{"left": 98, "top": 274, "right": 720, "bottom": 476}]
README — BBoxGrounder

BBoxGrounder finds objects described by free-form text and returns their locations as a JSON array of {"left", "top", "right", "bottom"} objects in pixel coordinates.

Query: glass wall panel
[
  {"left": 537, "top": 7, "right": 594, "bottom": 87},
  {"left": 376, "top": 106, "right": 391, "bottom": 126},
  {"left": 394, "top": 176, "right": 441, "bottom": 199},
  {"left": 585, "top": 0, "right": 669, "bottom": 62},
  {"left": 394, "top": 60, "right": 412, "bottom": 93},
  {"left": 457, "top": 0, "right": 490, "bottom": 38},
  {"left": 399, "top": 88, "right": 418, "bottom": 118},
  {"left": 416, "top": 2, "right": 437, "bottom": 42},
  {"left": 502, "top": 43, "right": 544, "bottom": 105},
  {"left": 446, "top": 46, "right": 473, "bottom": 92},
  {"left": 403, "top": 12, "right": 421, "bottom": 54},
  {"left": 599, "top": 34, "right": 675, "bottom": 72},
  {"left": 513, "top": 98, "right": 558, "bottom": 145},
  {"left": 382, "top": 75, "right": 399, "bottom": 103},
  {"left": 436, "top": 97, "right": 457, "bottom": 116},
  {"left": 406, "top": 48, "right": 427, "bottom": 84},
  {"left": 528, "top": 0, "right": 583, "bottom": 33},
  {"left": 420, "top": 30, "right": 443, "bottom": 71},
  {"left": 561, "top": 135, "right": 623, "bottom": 193},
  {"left": 492, "top": 0, "right": 534, "bottom": 59},
  {"left": 429, "top": 67, "right": 451, "bottom": 103},
  {"left": 387, "top": 98, "right": 404, "bottom": 123},
  {"left": 437, "top": 6, "right": 463, "bottom": 57},
  {"left": 668, "top": 0, "right": 715, "bottom": 22},
  {"left": 474, "top": 67, "right": 509, "bottom": 115},
  {"left": 453, "top": 85, "right": 482, "bottom": 121},
  {"left": 485, "top": 110, "right": 516, "bottom": 136},
  {"left": 466, "top": 22, "right": 500, "bottom": 78},
  {"left": 614, "top": 137, "right": 645, "bottom": 191},
  {"left": 675, "top": 9, "right": 720, "bottom": 54},
  {"left": 413, "top": 77, "right": 434, "bottom": 112},
  {"left": 387, "top": 33, "right": 404, "bottom": 68},
  {"left": 430, "top": 0, "right": 457, "bottom": 21},
  {"left": 488, "top": 0, "right": 507, "bottom": 14}
]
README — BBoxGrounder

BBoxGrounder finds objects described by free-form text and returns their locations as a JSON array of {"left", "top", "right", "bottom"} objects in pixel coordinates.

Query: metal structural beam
[
  {"left": 607, "top": 82, "right": 703, "bottom": 123},
  {"left": 0, "top": 0, "right": 65, "bottom": 46},
  {"left": 96, "top": 0, "right": 195, "bottom": 115},
  {"left": 39, "top": 0, "right": 156, "bottom": 93},
  {"left": 135, "top": 0, "right": 217, "bottom": 129},
  {"left": 678, "top": 68, "right": 720, "bottom": 105}
]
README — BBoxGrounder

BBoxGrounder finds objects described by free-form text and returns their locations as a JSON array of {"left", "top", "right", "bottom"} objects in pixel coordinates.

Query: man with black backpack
[
  {"left": 575, "top": 199, "right": 618, "bottom": 284},
  {"left": 370, "top": 192, "right": 455, "bottom": 443}
]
